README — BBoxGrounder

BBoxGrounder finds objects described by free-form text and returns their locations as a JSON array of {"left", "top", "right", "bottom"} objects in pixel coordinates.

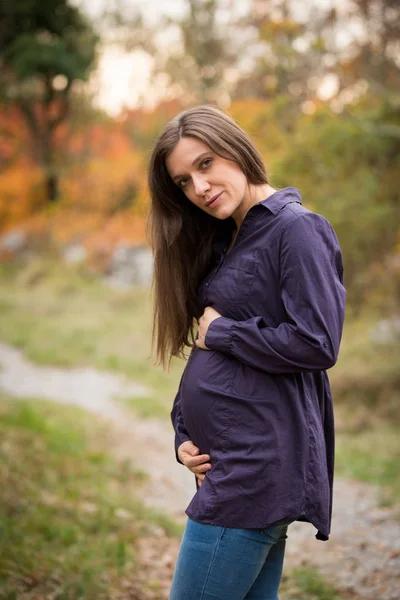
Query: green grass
[
  {"left": 119, "top": 394, "right": 172, "bottom": 419},
  {"left": 329, "top": 315, "right": 400, "bottom": 425},
  {"left": 0, "top": 258, "right": 185, "bottom": 412},
  {"left": 281, "top": 567, "right": 339, "bottom": 600},
  {"left": 330, "top": 315, "right": 400, "bottom": 509},
  {"left": 0, "top": 394, "right": 180, "bottom": 600},
  {"left": 335, "top": 425, "right": 400, "bottom": 510}
]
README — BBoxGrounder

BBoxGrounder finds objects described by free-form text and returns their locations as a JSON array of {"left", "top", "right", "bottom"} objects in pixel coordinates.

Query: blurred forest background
[
  {"left": 0, "top": 0, "right": 399, "bottom": 599},
  {"left": 1, "top": 0, "right": 399, "bottom": 315}
]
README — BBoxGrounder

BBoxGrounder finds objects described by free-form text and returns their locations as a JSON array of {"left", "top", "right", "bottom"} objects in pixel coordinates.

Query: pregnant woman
[{"left": 148, "top": 105, "right": 346, "bottom": 600}]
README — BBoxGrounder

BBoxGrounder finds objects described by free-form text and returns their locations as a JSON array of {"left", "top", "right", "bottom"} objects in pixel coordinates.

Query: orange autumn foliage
[
  {"left": 0, "top": 103, "right": 149, "bottom": 255},
  {"left": 0, "top": 161, "right": 46, "bottom": 230},
  {"left": 2, "top": 97, "right": 286, "bottom": 260}
]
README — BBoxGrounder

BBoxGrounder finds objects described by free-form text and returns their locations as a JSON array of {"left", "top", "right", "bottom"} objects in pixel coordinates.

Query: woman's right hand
[{"left": 177, "top": 440, "right": 211, "bottom": 486}]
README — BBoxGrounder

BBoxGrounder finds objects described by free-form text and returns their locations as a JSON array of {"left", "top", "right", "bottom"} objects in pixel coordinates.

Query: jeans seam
[
  {"left": 259, "top": 530, "right": 279, "bottom": 544},
  {"left": 200, "top": 527, "right": 226, "bottom": 600},
  {"left": 259, "top": 524, "right": 289, "bottom": 544}
]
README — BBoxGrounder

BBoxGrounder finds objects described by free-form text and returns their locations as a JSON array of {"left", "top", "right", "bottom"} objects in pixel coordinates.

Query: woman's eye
[
  {"left": 201, "top": 158, "right": 212, "bottom": 168},
  {"left": 176, "top": 158, "right": 211, "bottom": 188}
]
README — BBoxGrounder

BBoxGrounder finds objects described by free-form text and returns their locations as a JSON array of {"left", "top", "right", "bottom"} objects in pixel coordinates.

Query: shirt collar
[{"left": 258, "top": 187, "right": 302, "bottom": 215}]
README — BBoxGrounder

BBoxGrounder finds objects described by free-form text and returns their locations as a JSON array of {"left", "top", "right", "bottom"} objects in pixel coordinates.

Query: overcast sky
[
  {"left": 77, "top": 0, "right": 251, "bottom": 114},
  {"left": 75, "top": 0, "right": 350, "bottom": 115}
]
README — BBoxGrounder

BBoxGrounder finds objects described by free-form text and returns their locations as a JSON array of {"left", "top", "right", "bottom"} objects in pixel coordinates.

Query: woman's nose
[{"left": 192, "top": 174, "right": 210, "bottom": 196}]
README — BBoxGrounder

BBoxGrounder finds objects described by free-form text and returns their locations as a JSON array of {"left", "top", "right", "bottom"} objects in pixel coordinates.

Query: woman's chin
[{"left": 211, "top": 205, "right": 234, "bottom": 221}]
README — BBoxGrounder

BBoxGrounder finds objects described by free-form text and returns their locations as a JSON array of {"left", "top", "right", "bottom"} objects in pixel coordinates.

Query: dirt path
[
  {"left": 0, "top": 341, "right": 399, "bottom": 599},
  {"left": 0, "top": 341, "right": 194, "bottom": 515}
]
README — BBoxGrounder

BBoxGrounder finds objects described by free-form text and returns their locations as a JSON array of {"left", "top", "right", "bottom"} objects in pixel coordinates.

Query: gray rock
[
  {"left": 370, "top": 317, "right": 400, "bottom": 345},
  {"left": 0, "top": 229, "right": 27, "bottom": 253},
  {"left": 105, "top": 244, "right": 153, "bottom": 289},
  {"left": 62, "top": 244, "right": 88, "bottom": 264}
]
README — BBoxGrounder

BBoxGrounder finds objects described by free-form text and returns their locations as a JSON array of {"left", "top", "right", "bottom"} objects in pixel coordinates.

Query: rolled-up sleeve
[{"left": 205, "top": 213, "right": 346, "bottom": 374}]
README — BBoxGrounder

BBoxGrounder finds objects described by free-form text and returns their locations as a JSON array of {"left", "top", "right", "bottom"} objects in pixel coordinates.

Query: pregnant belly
[{"left": 180, "top": 347, "right": 237, "bottom": 452}]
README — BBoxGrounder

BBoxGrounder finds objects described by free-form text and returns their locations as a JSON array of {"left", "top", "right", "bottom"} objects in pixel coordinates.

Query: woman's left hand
[{"left": 196, "top": 306, "right": 222, "bottom": 350}]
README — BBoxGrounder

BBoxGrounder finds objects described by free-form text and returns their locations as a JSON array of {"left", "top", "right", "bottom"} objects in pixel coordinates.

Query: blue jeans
[{"left": 169, "top": 517, "right": 292, "bottom": 600}]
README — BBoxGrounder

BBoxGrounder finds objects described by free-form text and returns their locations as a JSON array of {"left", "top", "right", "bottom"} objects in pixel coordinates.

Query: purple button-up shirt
[{"left": 171, "top": 187, "right": 346, "bottom": 540}]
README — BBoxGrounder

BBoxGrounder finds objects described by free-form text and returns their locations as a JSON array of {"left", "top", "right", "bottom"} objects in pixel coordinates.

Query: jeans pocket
[{"left": 259, "top": 519, "right": 293, "bottom": 543}]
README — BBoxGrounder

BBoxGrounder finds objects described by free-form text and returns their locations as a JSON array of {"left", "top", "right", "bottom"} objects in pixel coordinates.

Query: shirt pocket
[{"left": 218, "top": 252, "right": 259, "bottom": 308}]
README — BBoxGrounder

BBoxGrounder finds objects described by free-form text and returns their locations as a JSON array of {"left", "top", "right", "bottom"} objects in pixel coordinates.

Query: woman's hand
[
  {"left": 195, "top": 306, "right": 222, "bottom": 350},
  {"left": 177, "top": 440, "right": 211, "bottom": 487}
]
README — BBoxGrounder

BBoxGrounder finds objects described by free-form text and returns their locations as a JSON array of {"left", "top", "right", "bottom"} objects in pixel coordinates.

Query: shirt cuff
[
  {"left": 205, "top": 316, "right": 236, "bottom": 354},
  {"left": 175, "top": 431, "right": 191, "bottom": 464}
]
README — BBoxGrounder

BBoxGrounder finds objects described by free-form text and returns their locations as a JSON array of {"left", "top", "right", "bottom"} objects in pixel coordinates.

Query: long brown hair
[{"left": 148, "top": 105, "right": 268, "bottom": 367}]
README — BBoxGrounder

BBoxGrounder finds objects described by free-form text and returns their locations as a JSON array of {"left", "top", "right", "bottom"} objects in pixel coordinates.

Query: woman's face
[{"left": 165, "top": 136, "right": 249, "bottom": 223}]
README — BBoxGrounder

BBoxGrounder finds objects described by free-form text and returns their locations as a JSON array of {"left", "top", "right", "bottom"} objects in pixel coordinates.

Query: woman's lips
[{"left": 207, "top": 192, "right": 222, "bottom": 209}]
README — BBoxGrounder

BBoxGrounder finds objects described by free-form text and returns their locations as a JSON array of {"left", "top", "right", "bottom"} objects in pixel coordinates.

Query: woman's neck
[{"left": 233, "top": 183, "right": 277, "bottom": 229}]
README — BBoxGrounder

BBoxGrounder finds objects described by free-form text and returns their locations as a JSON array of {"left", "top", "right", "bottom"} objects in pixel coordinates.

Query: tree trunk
[
  {"left": 42, "top": 117, "right": 59, "bottom": 203},
  {"left": 46, "top": 172, "right": 59, "bottom": 203}
]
